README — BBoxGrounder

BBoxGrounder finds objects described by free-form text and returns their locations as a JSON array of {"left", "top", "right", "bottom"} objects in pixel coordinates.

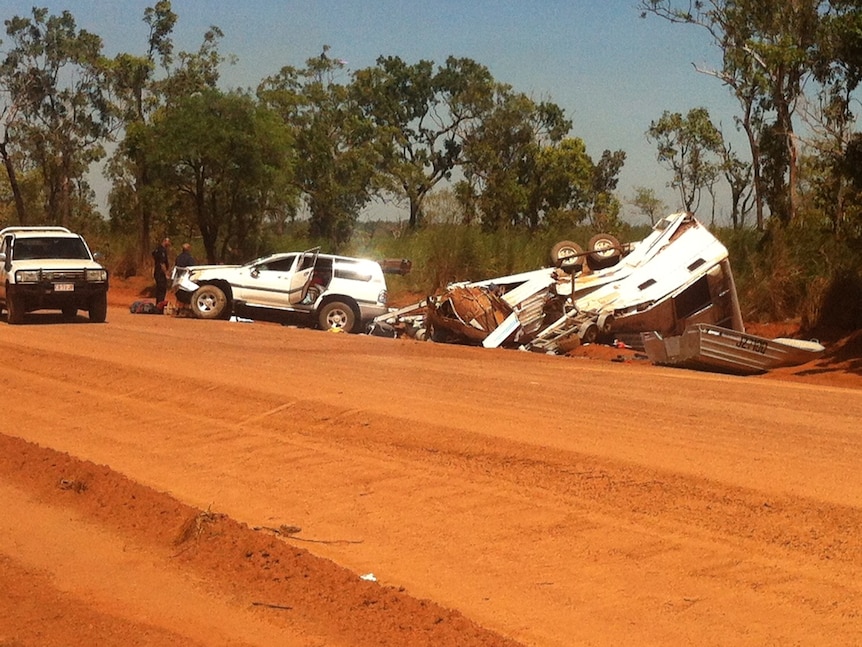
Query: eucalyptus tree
[
  {"left": 258, "top": 49, "right": 378, "bottom": 248},
  {"left": 143, "top": 89, "right": 295, "bottom": 263},
  {"left": 104, "top": 0, "right": 176, "bottom": 259},
  {"left": 640, "top": 0, "right": 823, "bottom": 228},
  {"left": 457, "top": 89, "right": 570, "bottom": 230},
  {"left": 351, "top": 55, "right": 496, "bottom": 228},
  {"left": 647, "top": 107, "right": 723, "bottom": 213},
  {"left": 630, "top": 186, "right": 667, "bottom": 226},
  {"left": 0, "top": 7, "right": 112, "bottom": 227},
  {"left": 456, "top": 88, "right": 619, "bottom": 232},
  {"left": 807, "top": 2, "right": 862, "bottom": 235}
]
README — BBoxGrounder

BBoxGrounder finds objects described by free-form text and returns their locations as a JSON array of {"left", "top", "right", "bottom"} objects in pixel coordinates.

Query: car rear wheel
[
  {"left": 191, "top": 285, "right": 229, "bottom": 319},
  {"left": 318, "top": 300, "right": 357, "bottom": 333}
]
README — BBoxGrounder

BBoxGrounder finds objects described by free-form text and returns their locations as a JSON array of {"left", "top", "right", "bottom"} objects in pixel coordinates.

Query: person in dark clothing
[
  {"left": 175, "top": 242, "right": 196, "bottom": 268},
  {"left": 152, "top": 237, "right": 171, "bottom": 304}
]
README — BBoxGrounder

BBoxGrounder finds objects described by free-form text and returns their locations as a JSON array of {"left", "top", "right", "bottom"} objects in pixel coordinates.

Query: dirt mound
[{"left": 0, "top": 434, "right": 522, "bottom": 647}]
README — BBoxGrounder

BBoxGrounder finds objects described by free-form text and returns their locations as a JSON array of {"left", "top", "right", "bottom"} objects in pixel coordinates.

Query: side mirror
[{"left": 250, "top": 267, "right": 260, "bottom": 278}]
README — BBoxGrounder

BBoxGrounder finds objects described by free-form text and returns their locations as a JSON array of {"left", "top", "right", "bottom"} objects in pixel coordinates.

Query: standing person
[
  {"left": 152, "top": 237, "right": 171, "bottom": 304},
  {"left": 175, "top": 242, "right": 196, "bottom": 268}
]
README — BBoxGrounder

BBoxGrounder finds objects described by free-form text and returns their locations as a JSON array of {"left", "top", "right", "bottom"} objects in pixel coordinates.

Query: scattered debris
[
  {"left": 58, "top": 478, "right": 88, "bottom": 492},
  {"left": 174, "top": 505, "right": 219, "bottom": 546},
  {"left": 251, "top": 601, "right": 293, "bottom": 610},
  {"left": 360, "top": 573, "right": 377, "bottom": 582},
  {"left": 376, "top": 212, "right": 744, "bottom": 354}
]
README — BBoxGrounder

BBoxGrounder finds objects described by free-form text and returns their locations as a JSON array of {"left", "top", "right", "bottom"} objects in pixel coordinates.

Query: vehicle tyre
[
  {"left": 550, "top": 240, "right": 584, "bottom": 271},
  {"left": 191, "top": 285, "right": 228, "bottom": 319},
  {"left": 62, "top": 306, "right": 78, "bottom": 320},
  {"left": 6, "top": 292, "right": 24, "bottom": 325},
  {"left": 578, "top": 321, "right": 598, "bottom": 344},
  {"left": 587, "top": 233, "right": 622, "bottom": 269},
  {"left": 89, "top": 293, "right": 108, "bottom": 323},
  {"left": 597, "top": 313, "right": 614, "bottom": 335},
  {"left": 318, "top": 300, "right": 357, "bottom": 333}
]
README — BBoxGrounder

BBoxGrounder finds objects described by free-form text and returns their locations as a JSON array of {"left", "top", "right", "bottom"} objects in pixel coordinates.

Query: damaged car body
[{"left": 377, "top": 212, "right": 745, "bottom": 353}]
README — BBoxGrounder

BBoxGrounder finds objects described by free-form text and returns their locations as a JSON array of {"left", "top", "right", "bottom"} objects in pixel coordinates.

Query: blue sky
[{"left": 2, "top": 1, "right": 742, "bottom": 223}]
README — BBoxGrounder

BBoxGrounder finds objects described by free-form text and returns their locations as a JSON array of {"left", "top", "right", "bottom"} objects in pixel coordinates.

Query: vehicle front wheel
[
  {"left": 318, "top": 300, "right": 357, "bottom": 333},
  {"left": 6, "top": 292, "right": 24, "bottom": 325},
  {"left": 89, "top": 293, "right": 108, "bottom": 323},
  {"left": 191, "top": 285, "right": 229, "bottom": 319}
]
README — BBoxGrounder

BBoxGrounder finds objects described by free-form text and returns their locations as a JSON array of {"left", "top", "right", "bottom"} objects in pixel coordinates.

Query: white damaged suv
[
  {"left": 0, "top": 226, "right": 109, "bottom": 324},
  {"left": 172, "top": 248, "right": 395, "bottom": 333}
]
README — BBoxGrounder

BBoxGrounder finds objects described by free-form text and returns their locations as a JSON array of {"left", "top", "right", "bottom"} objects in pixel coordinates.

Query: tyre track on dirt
[{"left": 2, "top": 310, "right": 862, "bottom": 645}]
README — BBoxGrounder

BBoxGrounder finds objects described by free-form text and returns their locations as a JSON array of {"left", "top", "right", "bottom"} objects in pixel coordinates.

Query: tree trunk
[{"left": 0, "top": 139, "right": 28, "bottom": 225}]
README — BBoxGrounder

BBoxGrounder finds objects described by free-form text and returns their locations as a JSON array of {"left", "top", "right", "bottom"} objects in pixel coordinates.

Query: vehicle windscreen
[{"left": 13, "top": 237, "right": 90, "bottom": 260}]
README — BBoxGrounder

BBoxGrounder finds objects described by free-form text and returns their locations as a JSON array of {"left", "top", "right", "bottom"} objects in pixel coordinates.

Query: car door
[
  {"left": 287, "top": 248, "right": 320, "bottom": 306},
  {"left": 242, "top": 249, "right": 319, "bottom": 308},
  {"left": 240, "top": 254, "right": 298, "bottom": 307}
]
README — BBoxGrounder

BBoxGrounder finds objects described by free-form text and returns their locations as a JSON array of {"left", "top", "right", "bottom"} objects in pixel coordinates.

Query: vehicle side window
[
  {"left": 334, "top": 262, "right": 372, "bottom": 282},
  {"left": 299, "top": 254, "right": 317, "bottom": 271},
  {"left": 260, "top": 256, "right": 295, "bottom": 272}
]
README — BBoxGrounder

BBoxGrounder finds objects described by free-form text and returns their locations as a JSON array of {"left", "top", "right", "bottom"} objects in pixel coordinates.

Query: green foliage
[
  {"left": 647, "top": 107, "right": 722, "bottom": 212},
  {"left": 0, "top": 6, "right": 112, "bottom": 226},
  {"left": 142, "top": 88, "right": 297, "bottom": 263},
  {"left": 351, "top": 55, "right": 496, "bottom": 228},
  {"left": 718, "top": 221, "right": 862, "bottom": 332},
  {"left": 258, "top": 49, "right": 377, "bottom": 248}
]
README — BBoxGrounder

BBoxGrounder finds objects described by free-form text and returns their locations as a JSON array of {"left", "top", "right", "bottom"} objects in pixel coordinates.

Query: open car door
[{"left": 288, "top": 247, "right": 320, "bottom": 305}]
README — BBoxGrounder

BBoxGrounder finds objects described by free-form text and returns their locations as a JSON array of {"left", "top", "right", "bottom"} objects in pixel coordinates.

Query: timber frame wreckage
[{"left": 372, "top": 212, "right": 825, "bottom": 374}]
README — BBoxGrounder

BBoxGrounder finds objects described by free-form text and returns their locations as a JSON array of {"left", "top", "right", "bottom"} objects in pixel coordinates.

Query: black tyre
[
  {"left": 318, "top": 300, "right": 357, "bottom": 333},
  {"left": 89, "top": 293, "right": 108, "bottom": 323},
  {"left": 578, "top": 321, "right": 598, "bottom": 344},
  {"left": 6, "top": 292, "right": 24, "bottom": 325},
  {"left": 191, "top": 285, "right": 229, "bottom": 319},
  {"left": 587, "top": 233, "right": 622, "bottom": 269},
  {"left": 550, "top": 240, "right": 584, "bottom": 270}
]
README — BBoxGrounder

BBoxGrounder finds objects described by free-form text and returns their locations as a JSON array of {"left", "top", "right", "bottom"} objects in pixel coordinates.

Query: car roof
[
  {"left": 0, "top": 226, "right": 79, "bottom": 239},
  {"left": 268, "top": 251, "right": 377, "bottom": 264}
]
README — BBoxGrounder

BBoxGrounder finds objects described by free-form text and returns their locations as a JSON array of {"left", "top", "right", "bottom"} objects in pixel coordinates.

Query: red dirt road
[{"left": 2, "top": 288, "right": 861, "bottom": 646}]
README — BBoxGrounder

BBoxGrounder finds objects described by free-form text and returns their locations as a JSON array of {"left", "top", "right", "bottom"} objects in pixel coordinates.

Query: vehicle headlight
[
  {"left": 15, "top": 270, "right": 40, "bottom": 283},
  {"left": 85, "top": 268, "right": 108, "bottom": 282},
  {"left": 378, "top": 289, "right": 388, "bottom": 305}
]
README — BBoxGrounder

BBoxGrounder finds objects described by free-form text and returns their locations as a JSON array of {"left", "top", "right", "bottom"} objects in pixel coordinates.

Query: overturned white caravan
[{"left": 375, "top": 212, "right": 744, "bottom": 353}]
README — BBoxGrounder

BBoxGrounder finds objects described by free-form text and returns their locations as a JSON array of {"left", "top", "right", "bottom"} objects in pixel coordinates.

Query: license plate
[{"left": 54, "top": 283, "right": 74, "bottom": 292}]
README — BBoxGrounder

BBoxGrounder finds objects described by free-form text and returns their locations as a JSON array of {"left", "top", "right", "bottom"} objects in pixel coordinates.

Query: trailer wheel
[
  {"left": 597, "top": 313, "right": 614, "bottom": 335},
  {"left": 587, "top": 233, "right": 622, "bottom": 269},
  {"left": 578, "top": 321, "right": 598, "bottom": 344},
  {"left": 550, "top": 240, "right": 584, "bottom": 271}
]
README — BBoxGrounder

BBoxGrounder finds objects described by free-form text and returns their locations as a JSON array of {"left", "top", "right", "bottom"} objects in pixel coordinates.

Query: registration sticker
[{"left": 54, "top": 283, "right": 74, "bottom": 292}]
